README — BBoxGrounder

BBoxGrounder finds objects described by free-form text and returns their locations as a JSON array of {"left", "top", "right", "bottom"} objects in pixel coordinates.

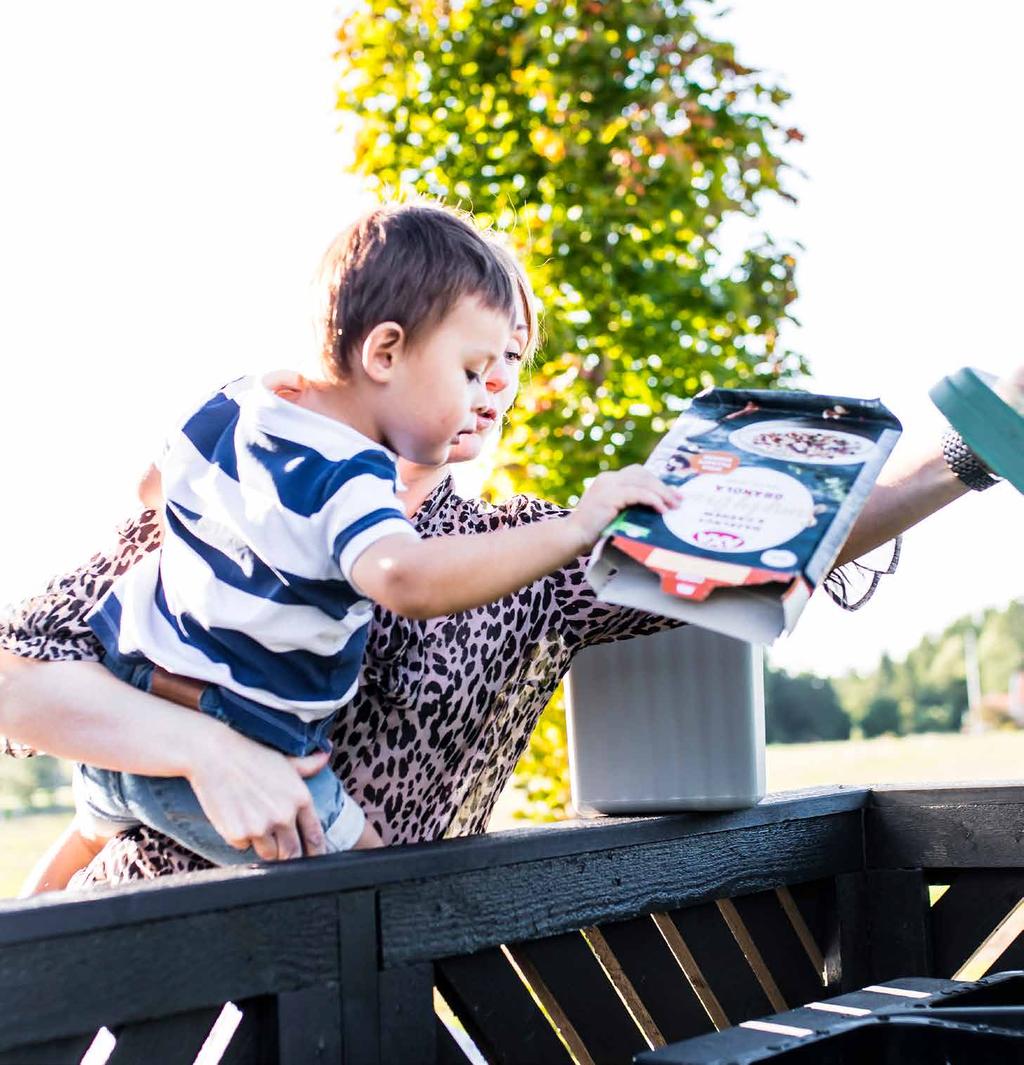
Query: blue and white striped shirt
[{"left": 87, "top": 375, "right": 416, "bottom": 755}]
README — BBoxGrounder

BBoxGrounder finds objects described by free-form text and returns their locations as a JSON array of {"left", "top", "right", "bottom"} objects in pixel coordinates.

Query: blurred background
[{"left": 0, "top": 1, "right": 1021, "bottom": 890}]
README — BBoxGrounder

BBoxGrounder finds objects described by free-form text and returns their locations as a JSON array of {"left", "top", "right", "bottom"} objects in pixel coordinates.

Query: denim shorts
[{"left": 72, "top": 656, "right": 365, "bottom": 865}]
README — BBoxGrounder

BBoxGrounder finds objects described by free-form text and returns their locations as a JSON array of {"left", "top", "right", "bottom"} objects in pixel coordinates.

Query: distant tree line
[{"left": 767, "top": 599, "right": 1024, "bottom": 742}]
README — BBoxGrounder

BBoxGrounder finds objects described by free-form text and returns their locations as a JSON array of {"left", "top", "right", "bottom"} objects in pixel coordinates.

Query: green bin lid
[{"left": 930, "top": 367, "right": 1024, "bottom": 493}]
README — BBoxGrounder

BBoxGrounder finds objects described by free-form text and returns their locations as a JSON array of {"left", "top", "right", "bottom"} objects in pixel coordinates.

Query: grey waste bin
[{"left": 565, "top": 626, "right": 765, "bottom": 814}]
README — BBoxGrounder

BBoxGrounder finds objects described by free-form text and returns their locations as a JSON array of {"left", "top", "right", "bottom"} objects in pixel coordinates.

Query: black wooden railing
[{"left": 3, "top": 784, "right": 1024, "bottom": 1064}]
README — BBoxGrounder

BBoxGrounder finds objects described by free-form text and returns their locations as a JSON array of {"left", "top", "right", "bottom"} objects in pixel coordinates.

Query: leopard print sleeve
[
  {"left": 0, "top": 509, "right": 162, "bottom": 662},
  {"left": 0, "top": 509, "right": 162, "bottom": 757}
]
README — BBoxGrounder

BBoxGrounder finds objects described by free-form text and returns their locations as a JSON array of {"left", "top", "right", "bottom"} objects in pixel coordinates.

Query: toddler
[{"left": 29, "top": 203, "right": 678, "bottom": 891}]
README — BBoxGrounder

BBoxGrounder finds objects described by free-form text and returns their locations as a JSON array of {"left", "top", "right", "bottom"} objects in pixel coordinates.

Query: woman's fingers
[
  {"left": 247, "top": 832, "right": 280, "bottom": 862},
  {"left": 296, "top": 803, "right": 327, "bottom": 856},
  {"left": 272, "top": 824, "right": 303, "bottom": 861}
]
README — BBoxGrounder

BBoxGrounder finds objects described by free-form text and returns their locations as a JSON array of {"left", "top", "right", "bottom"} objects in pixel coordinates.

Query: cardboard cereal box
[{"left": 587, "top": 387, "right": 902, "bottom": 644}]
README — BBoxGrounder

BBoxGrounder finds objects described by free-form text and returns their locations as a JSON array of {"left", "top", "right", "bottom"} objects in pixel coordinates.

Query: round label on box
[{"left": 663, "top": 467, "right": 815, "bottom": 553}]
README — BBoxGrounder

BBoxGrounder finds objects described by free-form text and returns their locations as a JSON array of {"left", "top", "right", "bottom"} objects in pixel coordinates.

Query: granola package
[{"left": 587, "top": 387, "right": 902, "bottom": 644}]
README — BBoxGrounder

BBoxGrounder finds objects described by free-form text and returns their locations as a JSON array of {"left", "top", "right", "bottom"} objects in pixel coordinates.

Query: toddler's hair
[{"left": 317, "top": 202, "right": 516, "bottom": 376}]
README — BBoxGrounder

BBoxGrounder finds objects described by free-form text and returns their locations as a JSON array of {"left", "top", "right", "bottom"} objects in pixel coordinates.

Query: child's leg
[
  {"left": 119, "top": 767, "right": 383, "bottom": 861},
  {"left": 43, "top": 762, "right": 144, "bottom": 892},
  {"left": 19, "top": 817, "right": 113, "bottom": 896}
]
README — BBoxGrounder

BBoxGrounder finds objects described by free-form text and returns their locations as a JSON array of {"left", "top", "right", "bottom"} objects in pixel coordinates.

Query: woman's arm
[
  {"left": 0, "top": 654, "right": 328, "bottom": 860},
  {"left": 834, "top": 441, "right": 967, "bottom": 567},
  {"left": 838, "top": 363, "right": 1022, "bottom": 566}
]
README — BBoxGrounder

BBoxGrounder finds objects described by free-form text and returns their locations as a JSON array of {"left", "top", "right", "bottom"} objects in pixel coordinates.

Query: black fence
[{"left": 3, "top": 784, "right": 1024, "bottom": 1064}]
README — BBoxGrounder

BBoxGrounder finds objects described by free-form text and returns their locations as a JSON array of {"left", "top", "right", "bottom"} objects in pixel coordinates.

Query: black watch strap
[{"left": 941, "top": 427, "right": 1001, "bottom": 491}]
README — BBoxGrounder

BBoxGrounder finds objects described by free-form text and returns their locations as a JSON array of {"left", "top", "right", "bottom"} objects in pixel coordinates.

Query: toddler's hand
[{"left": 568, "top": 465, "right": 681, "bottom": 551}]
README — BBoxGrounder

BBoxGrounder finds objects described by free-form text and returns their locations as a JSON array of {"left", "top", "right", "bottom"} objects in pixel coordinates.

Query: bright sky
[{"left": 0, "top": 2, "right": 1020, "bottom": 678}]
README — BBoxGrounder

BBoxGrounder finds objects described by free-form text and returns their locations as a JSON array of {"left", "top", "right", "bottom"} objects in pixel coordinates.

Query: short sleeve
[{"left": 325, "top": 452, "right": 417, "bottom": 589}]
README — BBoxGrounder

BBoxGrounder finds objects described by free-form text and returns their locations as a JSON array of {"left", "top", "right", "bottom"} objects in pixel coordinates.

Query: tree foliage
[
  {"left": 860, "top": 695, "right": 902, "bottom": 739},
  {"left": 837, "top": 600, "right": 1024, "bottom": 736},
  {"left": 336, "top": 0, "right": 805, "bottom": 503},
  {"left": 765, "top": 670, "right": 850, "bottom": 744}
]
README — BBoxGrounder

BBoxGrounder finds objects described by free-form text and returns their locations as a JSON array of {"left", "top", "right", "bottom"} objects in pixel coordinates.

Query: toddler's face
[
  {"left": 446, "top": 311, "right": 528, "bottom": 464},
  {"left": 383, "top": 295, "right": 514, "bottom": 466}
]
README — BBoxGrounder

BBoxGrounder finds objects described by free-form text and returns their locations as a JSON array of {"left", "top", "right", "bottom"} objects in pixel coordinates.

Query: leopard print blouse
[
  {"left": 1, "top": 478, "right": 677, "bottom": 884},
  {"left": 1, "top": 477, "right": 893, "bottom": 887}
]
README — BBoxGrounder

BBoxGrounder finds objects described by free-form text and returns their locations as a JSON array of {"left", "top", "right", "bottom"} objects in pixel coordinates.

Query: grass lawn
[
  {"left": 766, "top": 729, "right": 1024, "bottom": 791},
  {"left": 489, "top": 729, "right": 1024, "bottom": 830},
  {"left": 3, "top": 731, "right": 1023, "bottom": 899},
  {"left": 0, "top": 809, "right": 72, "bottom": 898}
]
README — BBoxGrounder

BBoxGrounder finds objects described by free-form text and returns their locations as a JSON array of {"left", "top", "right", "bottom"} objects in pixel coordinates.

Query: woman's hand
[
  {"left": 0, "top": 658, "right": 330, "bottom": 860},
  {"left": 568, "top": 465, "right": 681, "bottom": 551},
  {"left": 184, "top": 728, "right": 329, "bottom": 861}
]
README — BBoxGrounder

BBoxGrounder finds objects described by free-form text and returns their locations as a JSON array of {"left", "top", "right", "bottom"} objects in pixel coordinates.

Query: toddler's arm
[
  {"left": 0, "top": 654, "right": 329, "bottom": 861},
  {"left": 352, "top": 466, "right": 679, "bottom": 620}
]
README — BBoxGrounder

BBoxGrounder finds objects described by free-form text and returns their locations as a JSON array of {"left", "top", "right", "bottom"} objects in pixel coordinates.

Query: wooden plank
[
  {"left": 839, "top": 871, "right": 933, "bottom": 990},
  {"left": 338, "top": 890, "right": 380, "bottom": 1065},
  {"left": 582, "top": 926, "right": 664, "bottom": 1048},
  {"left": 930, "top": 869, "right": 1024, "bottom": 977},
  {"left": 377, "top": 964, "right": 436, "bottom": 1065},
  {"left": 277, "top": 987, "right": 343, "bottom": 1065},
  {"left": 0, "top": 895, "right": 339, "bottom": 1053},
  {"left": 435, "top": 947, "right": 570, "bottom": 1065},
  {"left": 864, "top": 869, "right": 933, "bottom": 983},
  {"left": 435, "top": 1015, "right": 475, "bottom": 1065},
  {"left": 597, "top": 915, "right": 714, "bottom": 1044},
  {"left": 729, "top": 890, "right": 824, "bottom": 1009},
  {"left": 833, "top": 873, "right": 870, "bottom": 992},
  {"left": 0, "top": 1033, "right": 97, "bottom": 1064},
  {"left": 869, "top": 783, "right": 1024, "bottom": 806},
  {"left": 221, "top": 998, "right": 277, "bottom": 1065},
  {"left": 0, "top": 788, "right": 869, "bottom": 948},
  {"left": 775, "top": 885, "right": 826, "bottom": 980},
  {"left": 107, "top": 1006, "right": 222, "bottom": 1064},
  {"left": 651, "top": 912, "right": 729, "bottom": 1031},
  {"left": 867, "top": 800, "right": 1024, "bottom": 869},
  {"left": 380, "top": 812, "right": 864, "bottom": 967},
  {"left": 716, "top": 898, "right": 788, "bottom": 1012},
  {"left": 664, "top": 901, "right": 774, "bottom": 1025},
  {"left": 784, "top": 879, "right": 838, "bottom": 989},
  {"left": 512, "top": 931, "right": 650, "bottom": 1064},
  {"left": 503, "top": 944, "right": 594, "bottom": 1065}
]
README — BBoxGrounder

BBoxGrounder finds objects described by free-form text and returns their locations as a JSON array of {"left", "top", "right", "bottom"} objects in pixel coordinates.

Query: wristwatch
[{"left": 941, "top": 427, "right": 1002, "bottom": 491}]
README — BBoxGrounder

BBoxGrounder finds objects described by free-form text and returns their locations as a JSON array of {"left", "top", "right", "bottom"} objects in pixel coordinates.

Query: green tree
[
  {"left": 336, "top": 0, "right": 806, "bottom": 503},
  {"left": 336, "top": 1, "right": 806, "bottom": 821},
  {"left": 765, "top": 669, "right": 851, "bottom": 744},
  {"left": 861, "top": 695, "right": 902, "bottom": 739}
]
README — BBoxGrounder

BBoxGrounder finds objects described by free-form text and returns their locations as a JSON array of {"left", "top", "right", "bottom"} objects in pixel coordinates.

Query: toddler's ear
[{"left": 361, "top": 322, "right": 405, "bottom": 383}]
